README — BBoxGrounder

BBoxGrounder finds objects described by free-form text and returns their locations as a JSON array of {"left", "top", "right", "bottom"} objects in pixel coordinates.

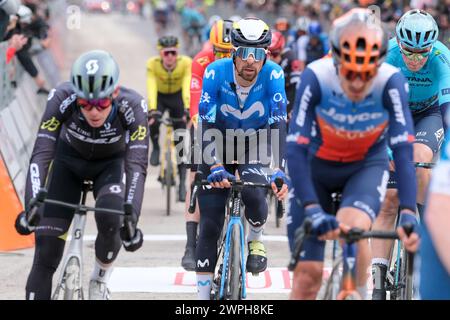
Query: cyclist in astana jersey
[
  {"left": 268, "top": 30, "right": 301, "bottom": 120},
  {"left": 14, "top": 50, "right": 149, "bottom": 300},
  {"left": 146, "top": 35, "right": 192, "bottom": 202},
  {"left": 418, "top": 110, "right": 450, "bottom": 299},
  {"left": 195, "top": 18, "right": 289, "bottom": 300},
  {"left": 286, "top": 8, "right": 418, "bottom": 300},
  {"left": 181, "top": 19, "right": 233, "bottom": 272},
  {"left": 370, "top": 9, "right": 450, "bottom": 300}
]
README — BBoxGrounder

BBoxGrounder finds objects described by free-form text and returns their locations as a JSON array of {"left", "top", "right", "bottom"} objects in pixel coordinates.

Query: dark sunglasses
[
  {"left": 270, "top": 51, "right": 282, "bottom": 58},
  {"left": 340, "top": 68, "right": 376, "bottom": 82},
  {"left": 163, "top": 50, "right": 178, "bottom": 57},
  {"left": 77, "top": 97, "right": 112, "bottom": 111}
]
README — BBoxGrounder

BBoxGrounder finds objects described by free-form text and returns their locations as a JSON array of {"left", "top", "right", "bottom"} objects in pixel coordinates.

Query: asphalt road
[{"left": 0, "top": 12, "right": 291, "bottom": 300}]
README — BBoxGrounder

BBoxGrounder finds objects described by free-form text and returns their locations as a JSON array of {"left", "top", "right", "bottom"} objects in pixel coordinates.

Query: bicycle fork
[
  {"left": 52, "top": 212, "right": 87, "bottom": 300},
  {"left": 337, "top": 242, "right": 360, "bottom": 300},
  {"left": 219, "top": 188, "right": 247, "bottom": 300}
]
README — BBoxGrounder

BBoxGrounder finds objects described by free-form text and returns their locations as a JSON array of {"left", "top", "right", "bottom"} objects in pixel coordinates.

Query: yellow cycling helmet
[{"left": 209, "top": 19, "right": 233, "bottom": 50}]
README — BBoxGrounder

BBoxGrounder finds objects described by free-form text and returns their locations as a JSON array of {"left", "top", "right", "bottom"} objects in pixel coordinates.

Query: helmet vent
[
  {"left": 344, "top": 54, "right": 351, "bottom": 62},
  {"left": 356, "top": 38, "right": 366, "bottom": 51},
  {"left": 343, "top": 41, "right": 350, "bottom": 50},
  {"left": 415, "top": 32, "right": 421, "bottom": 44},
  {"left": 370, "top": 56, "right": 376, "bottom": 64},
  {"left": 88, "top": 75, "right": 95, "bottom": 95},
  {"left": 424, "top": 31, "right": 431, "bottom": 42},
  {"left": 356, "top": 56, "right": 364, "bottom": 64},
  {"left": 405, "top": 29, "right": 412, "bottom": 42},
  {"left": 76, "top": 75, "right": 83, "bottom": 92},
  {"left": 101, "top": 76, "right": 108, "bottom": 91}
]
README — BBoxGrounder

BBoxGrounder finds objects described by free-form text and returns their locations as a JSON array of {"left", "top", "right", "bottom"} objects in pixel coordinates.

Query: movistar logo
[
  {"left": 204, "top": 68, "right": 215, "bottom": 80},
  {"left": 220, "top": 102, "right": 264, "bottom": 120},
  {"left": 270, "top": 69, "right": 284, "bottom": 80}
]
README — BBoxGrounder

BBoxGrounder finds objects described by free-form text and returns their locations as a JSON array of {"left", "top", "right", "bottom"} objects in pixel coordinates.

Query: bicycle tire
[
  {"left": 63, "top": 256, "right": 83, "bottom": 300},
  {"left": 321, "top": 256, "right": 343, "bottom": 300},
  {"left": 398, "top": 244, "right": 413, "bottom": 300},
  {"left": 225, "top": 223, "right": 242, "bottom": 300},
  {"left": 165, "top": 148, "right": 172, "bottom": 216}
]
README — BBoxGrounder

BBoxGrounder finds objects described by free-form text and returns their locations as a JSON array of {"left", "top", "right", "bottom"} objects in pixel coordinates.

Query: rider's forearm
[
  {"left": 286, "top": 144, "right": 318, "bottom": 207},
  {"left": 425, "top": 192, "right": 450, "bottom": 274},
  {"left": 270, "top": 120, "right": 286, "bottom": 171},
  {"left": 392, "top": 144, "right": 417, "bottom": 212}
]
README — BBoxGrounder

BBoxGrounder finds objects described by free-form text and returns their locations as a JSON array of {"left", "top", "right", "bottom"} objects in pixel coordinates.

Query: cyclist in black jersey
[{"left": 14, "top": 50, "right": 149, "bottom": 300}]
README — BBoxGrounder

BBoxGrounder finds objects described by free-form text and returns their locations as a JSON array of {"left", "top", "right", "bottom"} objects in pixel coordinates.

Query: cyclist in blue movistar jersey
[
  {"left": 287, "top": 8, "right": 418, "bottom": 300},
  {"left": 371, "top": 9, "right": 450, "bottom": 300},
  {"left": 418, "top": 110, "right": 450, "bottom": 299},
  {"left": 195, "top": 18, "right": 289, "bottom": 300}
]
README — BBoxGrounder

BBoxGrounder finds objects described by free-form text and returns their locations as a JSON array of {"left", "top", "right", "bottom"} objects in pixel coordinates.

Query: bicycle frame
[{"left": 219, "top": 184, "right": 247, "bottom": 300}]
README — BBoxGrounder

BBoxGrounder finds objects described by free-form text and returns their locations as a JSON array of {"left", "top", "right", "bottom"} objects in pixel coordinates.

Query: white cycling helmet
[
  {"left": 296, "top": 16, "right": 311, "bottom": 32},
  {"left": 17, "top": 4, "right": 32, "bottom": 24},
  {"left": 0, "top": 0, "right": 19, "bottom": 15},
  {"left": 229, "top": 15, "right": 242, "bottom": 23}
]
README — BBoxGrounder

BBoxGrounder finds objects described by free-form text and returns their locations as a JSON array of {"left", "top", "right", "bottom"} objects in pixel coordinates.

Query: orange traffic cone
[{"left": 0, "top": 155, "right": 34, "bottom": 251}]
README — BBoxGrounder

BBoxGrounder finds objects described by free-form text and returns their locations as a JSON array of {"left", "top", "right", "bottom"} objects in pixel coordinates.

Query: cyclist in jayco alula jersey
[
  {"left": 286, "top": 8, "right": 418, "bottom": 300},
  {"left": 418, "top": 110, "right": 450, "bottom": 299},
  {"left": 195, "top": 18, "right": 289, "bottom": 300},
  {"left": 14, "top": 50, "right": 149, "bottom": 300},
  {"left": 371, "top": 9, "right": 450, "bottom": 300}
]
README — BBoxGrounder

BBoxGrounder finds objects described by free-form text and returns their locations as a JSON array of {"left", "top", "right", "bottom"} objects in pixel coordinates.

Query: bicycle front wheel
[
  {"left": 225, "top": 223, "right": 242, "bottom": 300},
  {"left": 398, "top": 245, "right": 414, "bottom": 300},
  {"left": 63, "top": 256, "right": 83, "bottom": 300}
]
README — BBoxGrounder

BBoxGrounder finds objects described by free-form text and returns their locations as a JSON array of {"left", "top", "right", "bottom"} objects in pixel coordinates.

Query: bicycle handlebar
[
  {"left": 188, "top": 171, "right": 284, "bottom": 214},
  {"left": 26, "top": 188, "right": 136, "bottom": 239},
  {"left": 287, "top": 218, "right": 400, "bottom": 271}
]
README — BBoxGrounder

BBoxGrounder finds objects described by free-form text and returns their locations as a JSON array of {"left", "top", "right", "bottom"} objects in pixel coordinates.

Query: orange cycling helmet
[
  {"left": 209, "top": 19, "right": 233, "bottom": 50},
  {"left": 330, "top": 8, "right": 388, "bottom": 81}
]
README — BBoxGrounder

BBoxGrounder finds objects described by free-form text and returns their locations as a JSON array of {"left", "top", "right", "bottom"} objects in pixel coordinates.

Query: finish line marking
[{"left": 67, "top": 234, "right": 288, "bottom": 242}]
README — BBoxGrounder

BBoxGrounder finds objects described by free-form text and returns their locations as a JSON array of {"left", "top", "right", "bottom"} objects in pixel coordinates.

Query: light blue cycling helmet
[{"left": 395, "top": 9, "right": 438, "bottom": 50}]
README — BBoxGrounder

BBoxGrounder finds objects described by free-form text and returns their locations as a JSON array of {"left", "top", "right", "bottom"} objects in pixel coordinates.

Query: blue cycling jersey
[
  {"left": 386, "top": 39, "right": 450, "bottom": 113},
  {"left": 287, "top": 58, "right": 417, "bottom": 210},
  {"left": 419, "top": 111, "right": 450, "bottom": 299},
  {"left": 198, "top": 58, "right": 287, "bottom": 168}
]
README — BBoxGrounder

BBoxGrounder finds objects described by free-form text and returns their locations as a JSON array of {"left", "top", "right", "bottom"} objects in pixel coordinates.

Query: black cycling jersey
[
  {"left": 279, "top": 47, "right": 301, "bottom": 115},
  {"left": 25, "top": 81, "right": 149, "bottom": 215}
]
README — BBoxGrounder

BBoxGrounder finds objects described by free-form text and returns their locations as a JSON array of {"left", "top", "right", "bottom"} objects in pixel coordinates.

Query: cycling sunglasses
[
  {"left": 77, "top": 97, "right": 112, "bottom": 111},
  {"left": 270, "top": 50, "right": 282, "bottom": 58},
  {"left": 213, "top": 48, "right": 232, "bottom": 59},
  {"left": 340, "top": 68, "right": 376, "bottom": 82},
  {"left": 399, "top": 43, "right": 432, "bottom": 61},
  {"left": 234, "top": 47, "right": 267, "bottom": 62},
  {"left": 162, "top": 49, "right": 178, "bottom": 57}
]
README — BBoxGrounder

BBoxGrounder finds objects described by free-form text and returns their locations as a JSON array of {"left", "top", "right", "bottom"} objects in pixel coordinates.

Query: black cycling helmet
[
  {"left": 157, "top": 35, "right": 179, "bottom": 49},
  {"left": 70, "top": 50, "right": 120, "bottom": 100},
  {"left": 231, "top": 17, "right": 272, "bottom": 48}
]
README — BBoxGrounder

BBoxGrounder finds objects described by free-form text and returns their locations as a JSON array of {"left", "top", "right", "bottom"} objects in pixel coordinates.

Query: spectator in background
[
  {"left": 5, "top": 4, "right": 50, "bottom": 94},
  {"left": 0, "top": 0, "right": 19, "bottom": 40}
]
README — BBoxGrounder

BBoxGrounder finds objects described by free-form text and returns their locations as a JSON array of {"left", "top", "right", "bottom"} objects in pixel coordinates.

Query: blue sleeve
[
  {"left": 434, "top": 49, "right": 450, "bottom": 107},
  {"left": 441, "top": 102, "right": 450, "bottom": 133},
  {"left": 268, "top": 65, "right": 288, "bottom": 171},
  {"left": 199, "top": 64, "right": 221, "bottom": 164},
  {"left": 383, "top": 72, "right": 417, "bottom": 211},
  {"left": 286, "top": 67, "right": 321, "bottom": 206}
]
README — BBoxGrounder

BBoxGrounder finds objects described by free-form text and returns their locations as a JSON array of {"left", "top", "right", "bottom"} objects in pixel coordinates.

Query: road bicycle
[
  {"left": 24, "top": 182, "right": 135, "bottom": 300},
  {"left": 189, "top": 171, "right": 284, "bottom": 300}
]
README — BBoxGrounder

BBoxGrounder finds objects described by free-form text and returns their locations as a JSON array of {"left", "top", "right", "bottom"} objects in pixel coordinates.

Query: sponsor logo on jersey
[
  {"left": 353, "top": 201, "right": 376, "bottom": 220},
  {"left": 435, "top": 128, "right": 445, "bottom": 142},
  {"left": 190, "top": 75, "right": 201, "bottom": 91},
  {"left": 196, "top": 56, "right": 210, "bottom": 66},
  {"left": 141, "top": 99, "right": 148, "bottom": 114},
  {"left": 130, "top": 125, "right": 147, "bottom": 141},
  {"left": 204, "top": 68, "right": 215, "bottom": 80},
  {"left": 220, "top": 102, "right": 265, "bottom": 120},
  {"left": 321, "top": 107, "right": 384, "bottom": 125},
  {"left": 30, "top": 163, "right": 41, "bottom": 198},
  {"left": 405, "top": 76, "right": 432, "bottom": 83},
  {"left": 68, "top": 128, "right": 122, "bottom": 144},
  {"left": 59, "top": 93, "right": 77, "bottom": 114},
  {"left": 201, "top": 92, "right": 211, "bottom": 104},
  {"left": 85, "top": 59, "right": 99, "bottom": 75},
  {"left": 390, "top": 131, "right": 414, "bottom": 145},
  {"left": 377, "top": 170, "right": 389, "bottom": 202},
  {"left": 127, "top": 172, "right": 139, "bottom": 202},
  {"left": 109, "top": 185, "right": 122, "bottom": 194},
  {"left": 197, "top": 259, "right": 210, "bottom": 268},
  {"left": 295, "top": 85, "right": 312, "bottom": 127},
  {"left": 388, "top": 89, "right": 406, "bottom": 126},
  {"left": 442, "top": 88, "right": 450, "bottom": 96},
  {"left": 120, "top": 100, "right": 136, "bottom": 125},
  {"left": 270, "top": 69, "right": 284, "bottom": 80},
  {"left": 40, "top": 117, "right": 61, "bottom": 131},
  {"left": 47, "top": 88, "right": 56, "bottom": 101}
]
